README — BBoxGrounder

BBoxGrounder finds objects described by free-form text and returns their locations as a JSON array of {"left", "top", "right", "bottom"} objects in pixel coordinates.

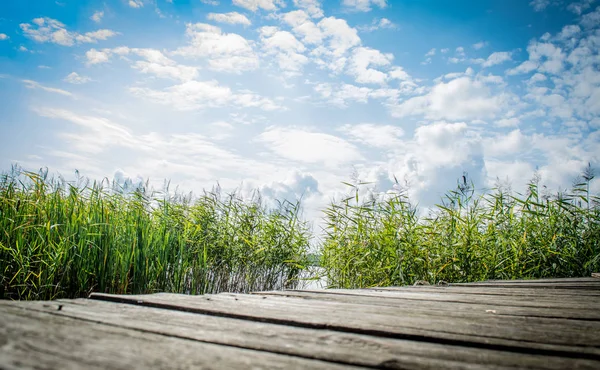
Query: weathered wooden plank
[
  {"left": 449, "top": 277, "right": 600, "bottom": 289},
  {"left": 9, "top": 299, "right": 597, "bottom": 370},
  {"left": 373, "top": 286, "right": 600, "bottom": 297},
  {"left": 290, "top": 288, "right": 600, "bottom": 311},
  {"left": 446, "top": 282, "right": 600, "bottom": 289},
  {"left": 0, "top": 304, "right": 362, "bottom": 370},
  {"left": 90, "top": 292, "right": 600, "bottom": 360},
  {"left": 253, "top": 290, "right": 600, "bottom": 320},
  {"left": 593, "top": 273, "right": 600, "bottom": 279},
  {"left": 461, "top": 277, "right": 600, "bottom": 284}
]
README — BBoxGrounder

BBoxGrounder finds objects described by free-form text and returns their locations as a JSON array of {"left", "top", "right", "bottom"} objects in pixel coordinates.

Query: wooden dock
[{"left": 1, "top": 276, "right": 600, "bottom": 369}]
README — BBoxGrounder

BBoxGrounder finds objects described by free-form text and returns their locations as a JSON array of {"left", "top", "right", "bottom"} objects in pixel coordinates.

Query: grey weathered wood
[
  {"left": 450, "top": 277, "right": 600, "bottom": 289},
  {"left": 593, "top": 273, "right": 600, "bottom": 279},
  {"left": 90, "top": 292, "right": 600, "bottom": 359},
  {"left": 460, "top": 277, "right": 600, "bottom": 284},
  {"left": 0, "top": 304, "right": 361, "bottom": 370},
  {"left": 253, "top": 289, "right": 600, "bottom": 320},
  {"left": 373, "top": 286, "right": 600, "bottom": 297},
  {"left": 8, "top": 299, "right": 596, "bottom": 370},
  {"left": 286, "top": 288, "right": 600, "bottom": 310}
]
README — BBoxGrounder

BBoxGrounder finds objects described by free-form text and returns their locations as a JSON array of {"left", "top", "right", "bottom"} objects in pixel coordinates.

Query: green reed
[
  {"left": 320, "top": 172, "right": 600, "bottom": 288},
  {"left": 0, "top": 167, "right": 311, "bottom": 300}
]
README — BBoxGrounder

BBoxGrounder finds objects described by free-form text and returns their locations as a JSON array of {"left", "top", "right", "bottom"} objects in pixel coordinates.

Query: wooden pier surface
[{"left": 1, "top": 276, "right": 600, "bottom": 369}]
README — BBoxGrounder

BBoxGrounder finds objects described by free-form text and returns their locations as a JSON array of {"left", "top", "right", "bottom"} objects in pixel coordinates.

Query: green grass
[
  {"left": 0, "top": 167, "right": 311, "bottom": 300},
  {"left": 320, "top": 171, "right": 600, "bottom": 288}
]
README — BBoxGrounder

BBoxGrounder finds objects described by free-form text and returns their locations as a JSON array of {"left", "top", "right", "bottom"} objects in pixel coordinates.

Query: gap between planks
[{"left": 89, "top": 291, "right": 600, "bottom": 362}]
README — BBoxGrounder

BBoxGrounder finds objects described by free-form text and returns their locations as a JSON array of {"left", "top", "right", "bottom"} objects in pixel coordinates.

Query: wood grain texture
[
  {"left": 90, "top": 291, "right": 600, "bottom": 360},
  {"left": 252, "top": 289, "right": 600, "bottom": 320},
  {"left": 3, "top": 276, "right": 600, "bottom": 369},
  {"left": 0, "top": 304, "right": 363, "bottom": 370},
  {"left": 371, "top": 286, "right": 600, "bottom": 297},
  {"left": 8, "top": 299, "right": 596, "bottom": 370}
]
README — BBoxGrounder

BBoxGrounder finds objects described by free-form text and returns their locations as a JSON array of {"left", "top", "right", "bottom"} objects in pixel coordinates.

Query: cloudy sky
[{"left": 1, "top": 0, "right": 599, "bottom": 227}]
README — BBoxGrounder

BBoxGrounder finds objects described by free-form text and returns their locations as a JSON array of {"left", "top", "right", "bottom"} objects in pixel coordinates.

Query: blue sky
[{"left": 1, "top": 0, "right": 599, "bottom": 227}]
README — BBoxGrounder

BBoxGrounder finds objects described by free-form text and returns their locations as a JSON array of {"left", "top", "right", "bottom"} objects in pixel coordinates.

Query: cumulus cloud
[
  {"left": 64, "top": 72, "right": 92, "bottom": 84},
  {"left": 529, "top": 0, "right": 551, "bottom": 12},
  {"left": 173, "top": 23, "right": 259, "bottom": 73},
  {"left": 128, "top": 0, "right": 144, "bottom": 8},
  {"left": 476, "top": 51, "right": 512, "bottom": 68},
  {"left": 293, "top": 0, "right": 323, "bottom": 18},
  {"left": 207, "top": 12, "right": 251, "bottom": 26},
  {"left": 259, "top": 26, "right": 309, "bottom": 76},
  {"left": 392, "top": 76, "right": 508, "bottom": 121},
  {"left": 0, "top": 33, "right": 9, "bottom": 40},
  {"left": 342, "top": 0, "right": 388, "bottom": 12},
  {"left": 90, "top": 11, "right": 104, "bottom": 23},
  {"left": 20, "top": 17, "right": 118, "bottom": 46},
  {"left": 232, "top": 0, "right": 284, "bottom": 12},
  {"left": 86, "top": 47, "right": 199, "bottom": 81},
  {"left": 346, "top": 47, "right": 394, "bottom": 84}
]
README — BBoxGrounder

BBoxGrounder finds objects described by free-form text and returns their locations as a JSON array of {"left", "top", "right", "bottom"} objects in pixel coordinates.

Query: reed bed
[
  {"left": 320, "top": 172, "right": 600, "bottom": 288},
  {"left": 0, "top": 167, "right": 311, "bottom": 300},
  {"left": 2, "top": 165, "right": 598, "bottom": 299}
]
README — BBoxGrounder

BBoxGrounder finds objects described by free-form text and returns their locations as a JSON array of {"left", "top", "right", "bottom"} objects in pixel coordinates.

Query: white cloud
[
  {"left": 129, "top": 0, "right": 144, "bottom": 8},
  {"left": 259, "top": 27, "right": 309, "bottom": 76},
  {"left": 20, "top": 17, "right": 118, "bottom": 46},
  {"left": 358, "top": 17, "right": 397, "bottom": 32},
  {"left": 173, "top": 23, "right": 259, "bottom": 73},
  {"left": 338, "top": 123, "right": 404, "bottom": 148},
  {"left": 472, "top": 41, "right": 488, "bottom": 50},
  {"left": 32, "top": 107, "right": 280, "bottom": 184},
  {"left": 293, "top": 0, "right": 323, "bottom": 18},
  {"left": 557, "top": 25, "right": 581, "bottom": 40},
  {"left": 347, "top": 47, "right": 393, "bottom": 84},
  {"left": 91, "top": 11, "right": 104, "bottom": 23},
  {"left": 86, "top": 46, "right": 200, "bottom": 81},
  {"left": 505, "top": 37, "right": 569, "bottom": 77},
  {"left": 567, "top": 0, "right": 595, "bottom": 15},
  {"left": 425, "top": 48, "right": 436, "bottom": 57},
  {"left": 506, "top": 60, "right": 538, "bottom": 75},
  {"left": 130, "top": 80, "right": 282, "bottom": 111},
  {"left": 85, "top": 48, "right": 111, "bottom": 65},
  {"left": 529, "top": 0, "right": 551, "bottom": 12},
  {"left": 495, "top": 117, "right": 520, "bottom": 127},
  {"left": 477, "top": 51, "right": 512, "bottom": 68},
  {"left": 201, "top": 0, "right": 220, "bottom": 4},
  {"left": 484, "top": 129, "right": 530, "bottom": 157},
  {"left": 22, "top": 79, "right": 73, "bottom": 97},
  {"left": 282, "top": 10, "right": 324, "bottom": 44},
  {"left": 581, "top": 6, "right": 600, "bottom": 28},
  {"left": 0, "top": 33, "right": 9, "bottom": 40},
  {"left": 207, "top": 12, "right": 251, "bottom": 26},
  {"left": 392, "top": 76, "right": 507, "bottom": 121},
  {"left": 342, "top": 0, "right": 387, "bottom": 12},
  {"left": 64, "top": 72, "right": 92, "bottom": 84},
  {"left": 316, "top": 16, "right": 361, "bottom": 56},
  {"left": 256, "top": 126, "right": 363, "bottom": 166},
  {"left": 232, "top": 0, "right": 284, "bottom": 12}
]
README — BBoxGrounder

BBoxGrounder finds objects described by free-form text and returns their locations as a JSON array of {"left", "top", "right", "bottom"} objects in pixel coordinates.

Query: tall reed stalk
[
  {"left": 0, "top": 167, "right": 311, "bottom": 300},
  {"left": 321, "top": 173, "right": 600, "bottom": 288}
]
